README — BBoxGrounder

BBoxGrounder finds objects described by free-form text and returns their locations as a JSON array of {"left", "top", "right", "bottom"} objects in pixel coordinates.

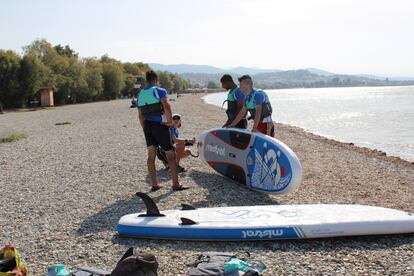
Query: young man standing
[
  {"left": 137, "top": 70, "right": 189, "bottom": 191},
  {"left": 227, "top": 75, "right": 274, "bottom": 136},
  {"left": 220, "top": 74, "right": 247, "bottom": 128}
]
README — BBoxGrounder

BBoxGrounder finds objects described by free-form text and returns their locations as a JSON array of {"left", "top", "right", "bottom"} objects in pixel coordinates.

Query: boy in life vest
[
  {"left": 137, "top": 70, "right": 189, "bottom": 191},
  {"left": 220, "top": 74, "right": 247, "bottom": 128},
  {"left": 227, "top": 75, "right": 275, "bottom": 136},
  {"left": 157, "top": 114, "right": 196, "bottom": 172},
  {"left": 170, "top": 114, "right": 196, "bottom": 172}
]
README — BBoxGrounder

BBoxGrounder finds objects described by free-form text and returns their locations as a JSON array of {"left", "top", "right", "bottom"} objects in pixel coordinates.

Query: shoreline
[
  {"left": 201, "top": 92, "right": 414, "bottom": 165},
  {"left": 0, "top": 95, "right": 413, "bottom": 275}
]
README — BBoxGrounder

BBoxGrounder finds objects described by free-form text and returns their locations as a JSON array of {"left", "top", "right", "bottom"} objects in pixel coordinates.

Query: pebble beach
[{"left": 1, "top": 94, "right": 413, "bottom": 275}]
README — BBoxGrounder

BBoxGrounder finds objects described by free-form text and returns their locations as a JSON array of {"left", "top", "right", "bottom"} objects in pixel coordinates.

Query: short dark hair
[
  {"left": 238, "top": 75, "right": 252, "bottom": 82},
  {"left": 146, "top": 70, "right": 158, "bottom": 82},
  {"left": 220, "top": 74, "right": 234, "bottom": 83}
]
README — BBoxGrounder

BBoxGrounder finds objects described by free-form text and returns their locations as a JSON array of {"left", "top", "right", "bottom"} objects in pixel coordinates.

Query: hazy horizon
[{"left": 1, "top": 0, "right": 413, "bottom": 77}]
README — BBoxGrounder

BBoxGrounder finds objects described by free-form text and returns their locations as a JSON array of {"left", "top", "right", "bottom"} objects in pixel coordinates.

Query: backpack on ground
[
  {"left": 110, "top": 247, "right": 158, "bottom": 276},
  {"left": 0, "top": 244, "right": 28, "bottom": 276},
  {"left": 188, "top": 252, "right": 264, "bottom": 276}
]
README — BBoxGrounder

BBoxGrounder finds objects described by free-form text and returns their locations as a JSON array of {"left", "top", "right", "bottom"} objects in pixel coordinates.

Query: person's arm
[
  {"left": 236, "top": 99, "right": 245, "bottom": 115},
  {"left": 160, "top": 98, "right": 173, "bottom": 126},
  {"left": 228, "top": 107, "right": 247, "bottom": 128},
  {"left": 224, "top": 89, "right": 245, "bottom": 127},
  {"left": 222, "top": 117, "right": 232, "bottom": 128},
  {"left": 138, "top": 108, "right": 144, "bottom": 128},
  {"left": 252, "top": 104, "right": 262, "bottom": 132},
  {"left": 173, "top": 138, "right": 192, "bottom": 146}
]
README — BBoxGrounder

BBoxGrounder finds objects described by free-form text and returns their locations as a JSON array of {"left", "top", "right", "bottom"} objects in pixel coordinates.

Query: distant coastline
[{"left": 149, "top": 63, "right": 414, "bottom": 89}]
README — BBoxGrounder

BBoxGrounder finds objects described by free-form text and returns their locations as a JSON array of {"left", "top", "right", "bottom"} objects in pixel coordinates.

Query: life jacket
[
  {"left": 137, "top": 86, "right": 164, "bottom": 116},
  {"left": 245, "top": 89, "right": 272, "bottom": 121},
  {"left": 225, "top": 86, "right": 239, "bottom": 119}
]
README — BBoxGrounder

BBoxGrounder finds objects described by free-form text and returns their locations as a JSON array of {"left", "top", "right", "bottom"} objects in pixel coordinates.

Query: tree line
[{"left": 0, "top": 39, "right": 192, "bottom": 108}]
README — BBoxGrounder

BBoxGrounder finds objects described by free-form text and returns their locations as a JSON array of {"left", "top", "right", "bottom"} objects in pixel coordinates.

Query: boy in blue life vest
[
  {"left": 157, "top": 113, "right": 196, "bottom": 172},
  {"left": 220, "top": 74, "right": 247, "bottom": 128},
  {"left": 228, "top": 75, "right": 275, "bottom": 136},
  {"left": 137, "top": 70, "right": 189, "bottom": 191}
]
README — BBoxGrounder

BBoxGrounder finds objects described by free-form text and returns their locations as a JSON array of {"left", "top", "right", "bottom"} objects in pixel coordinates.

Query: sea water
[{"left": 203, "top": 86, "right": 414, "bottom": 162}]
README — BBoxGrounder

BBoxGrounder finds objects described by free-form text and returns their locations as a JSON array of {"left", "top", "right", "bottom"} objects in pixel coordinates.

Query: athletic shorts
[
  {"left": 143, "top": 120, "right": 174, "bottom": 151},
  {"left": 257, "top": 122, "right": 275, "bottom": 137},
  {"left": 235, "top": 118, "right": 248, "bottom": 129}
]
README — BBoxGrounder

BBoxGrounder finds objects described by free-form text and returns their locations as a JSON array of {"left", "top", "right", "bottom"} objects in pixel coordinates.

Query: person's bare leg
[
  {"left": 175, "top": 143, "right": 185, "bottom": 165},
  {"left": 165, "top": 150, "right": 179, "bottom": 186},
  {"left": 166, "top": 150, "right": 188, "bottom": 190},
  {"left": 147, "top": 146, "right": 159, "bottom": 188},
  {"left": 267, "top": 122, "right": 274, "bottom": 137}
]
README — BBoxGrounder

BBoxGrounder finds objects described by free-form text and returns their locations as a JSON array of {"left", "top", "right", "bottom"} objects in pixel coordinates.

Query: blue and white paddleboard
[
  {"left": 117, "top": 193, "right": 414, "bottom": 241},
  {"left": 197, "top": 128, "right": 302, "bottom": 194}
]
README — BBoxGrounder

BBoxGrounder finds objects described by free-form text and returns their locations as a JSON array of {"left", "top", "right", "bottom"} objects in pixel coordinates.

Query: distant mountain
[
  {"left": 148, "top": 63, "right": 414, "bottom": 88},
  {"left": 305, "top": 68, "right": 335, "bottom": 76},
  {"left": 227, "top": 66, "right": 281, "bottom": 75},
  {"left": 148, "top": 63, "right": 281, "bottom": 75},
  {"left": 148, "top": 63, "right": 224, "bottom": 74}
]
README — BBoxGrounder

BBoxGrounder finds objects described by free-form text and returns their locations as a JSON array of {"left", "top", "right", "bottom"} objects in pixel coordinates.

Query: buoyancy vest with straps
[
  {"left": 226, "top": 87, "right": 238, "bottom": 119},
  {"left": 245, "top": 89, "right": 272, "bottom": 121},
  {"left": 223, "top": 86, "right": 242, "bottom": 119},
  {"left": 137, "top": 86, "right": 164, "bottom": 116}
]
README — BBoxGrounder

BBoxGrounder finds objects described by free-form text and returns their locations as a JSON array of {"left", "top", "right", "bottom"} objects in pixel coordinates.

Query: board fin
[
  {"left": 136, "top": 192, "right": 165, "bottom": 217},
  {"left": 180, "top": 217, "right": 197, "bottom": 225},
  {"left": 181, "top": 204, "right": 196, "bottom": 210}
]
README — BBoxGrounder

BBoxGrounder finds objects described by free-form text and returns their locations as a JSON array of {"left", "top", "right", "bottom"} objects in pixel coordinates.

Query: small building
[{"left": 39, "top": 87, "right": 54, "bottom": 107}]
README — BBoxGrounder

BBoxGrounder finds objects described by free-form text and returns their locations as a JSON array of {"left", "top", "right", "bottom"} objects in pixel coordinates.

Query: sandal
[
  {"left": 150, "top": 185, "right": 163, "bottom": 192},
  {"left": 172, "top": 185, "right": 189, "bottom": 191}
]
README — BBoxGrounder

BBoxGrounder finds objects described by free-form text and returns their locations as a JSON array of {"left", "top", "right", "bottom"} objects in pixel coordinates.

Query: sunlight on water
[{"left": 203, "top": 86, "right": 414, "bottom": 162}]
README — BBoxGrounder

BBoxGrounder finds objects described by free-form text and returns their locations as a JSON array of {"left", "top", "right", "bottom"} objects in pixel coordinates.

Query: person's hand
[{"left": 165, "top": 119, "right": 173, "bottom": 127}]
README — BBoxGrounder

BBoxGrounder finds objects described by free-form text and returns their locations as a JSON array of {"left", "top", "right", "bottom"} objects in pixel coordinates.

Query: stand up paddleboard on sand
[
  {"left": 117, "top": 193, "right": 414, "bottom": 241},
  {"left": 197, "top": 128, "right": 302, "bottom": 194}
]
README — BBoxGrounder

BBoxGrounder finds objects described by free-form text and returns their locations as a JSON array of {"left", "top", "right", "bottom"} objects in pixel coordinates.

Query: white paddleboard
[
  {"left": 197, "top": 128, "right": 302, "bottom": 194},
  {"left": 117, "top": 193, "right": 414, "bottom": 241}
]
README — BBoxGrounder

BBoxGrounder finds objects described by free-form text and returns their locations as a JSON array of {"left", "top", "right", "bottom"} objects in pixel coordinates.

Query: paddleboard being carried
[
  {"left": 197, "top": 128, "right": 302, "bottom": 194},
  {"left": 117, "top": 193, "right": 414, "bottom": 241}
]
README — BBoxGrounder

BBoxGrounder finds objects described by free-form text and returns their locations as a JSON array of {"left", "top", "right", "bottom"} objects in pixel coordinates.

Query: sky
[{"left": 1, "top": 0, "right": 413, "bottom": 77}]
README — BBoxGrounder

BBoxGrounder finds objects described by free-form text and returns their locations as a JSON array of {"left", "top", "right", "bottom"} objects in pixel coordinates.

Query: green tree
[
  {"left": 85, "top": 67, "right": 104, "bottom": 100},
  {"left": 121, "top": 73, "right": 136, "bottom": 98},
  {"left": 102, "top": 63, "right": 124, "bottom": 100},
  {"left": 157, "top": 71, "right": 174, "bottom": 92},
  {"left": 0, "top": 50, "right": 21, "bottom": 108},
  {"left": 207, "top": 80, "right": 219, "bottom": 89},
  {"left": 54, "top": 44, "right": 78, "bottom": 58},
  {"left": 18, "top": 54, "right": 51, "bottom": 107}
]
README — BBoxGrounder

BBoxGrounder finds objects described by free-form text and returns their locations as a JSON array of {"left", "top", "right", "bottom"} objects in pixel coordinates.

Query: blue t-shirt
[
  {"left": 246, "top": 89, "right": 265, "bottom": 105},
  {"left": 137, "top": 84, "right": 168, "bottom": 123},
  {"left": 233, "top": 87, "right": 246, "bottom": 102},
  {"left": 170, "top": 127, "right": 179, "bottom": 140}
]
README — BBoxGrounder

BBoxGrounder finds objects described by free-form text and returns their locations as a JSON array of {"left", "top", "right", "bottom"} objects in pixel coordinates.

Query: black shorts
[
  {"left": 143, "top": 120, "right": 174, "bottom": 151},
  {"left": 235, "top": 118, "right": 248, "bottom": 129}
]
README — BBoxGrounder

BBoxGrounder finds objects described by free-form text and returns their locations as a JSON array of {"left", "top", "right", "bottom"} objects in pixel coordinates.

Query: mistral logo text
[
  {"left": 206, "top": 144, "right": 225, "bottom": 157},
  {"left": 242, "top": 229, "right": 284, "bottom": 239}
]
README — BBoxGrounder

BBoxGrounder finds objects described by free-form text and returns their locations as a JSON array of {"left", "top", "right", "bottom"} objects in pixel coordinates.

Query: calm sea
[{"left": 203, "top": 86, "right": 414, "bottom": 162}]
